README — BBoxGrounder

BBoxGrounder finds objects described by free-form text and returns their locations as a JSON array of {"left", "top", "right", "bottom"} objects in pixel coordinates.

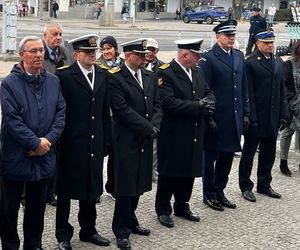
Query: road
[{"left": 0, "top": 17, "right": 292, "bottom": 52}]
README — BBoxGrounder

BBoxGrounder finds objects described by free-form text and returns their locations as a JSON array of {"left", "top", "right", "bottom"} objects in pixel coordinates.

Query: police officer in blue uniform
[
  {"left": 246, "top": 7, "right": 267, "bottom": 56},
  {"left": 199, "top": 19, "right": 250, "bottom": 211},
  {"left": 239, "top": 30, "right": 289, "bottom": 202}
]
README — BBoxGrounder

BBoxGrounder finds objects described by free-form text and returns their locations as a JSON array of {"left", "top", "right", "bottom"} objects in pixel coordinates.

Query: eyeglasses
[{"left": 23, "top": 48, "right": 45, "bottom": 54}]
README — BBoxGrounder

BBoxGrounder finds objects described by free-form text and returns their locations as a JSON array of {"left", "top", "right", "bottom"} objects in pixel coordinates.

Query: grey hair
[
  {"left": 43, "top": 22, "right": 63, "bottom": 33},
  {"left": 19, "top": 36, "right": 43, "bottom": 52}
]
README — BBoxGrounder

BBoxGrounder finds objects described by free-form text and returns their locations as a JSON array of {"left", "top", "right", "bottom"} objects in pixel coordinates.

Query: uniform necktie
[
  {"left": 87, "top": 72, "right": 93, "bottom": 82},
  {"left": 135, "top": 72, "right": 143, "bottom": 88},
  {"left": 52, "top": 50, "right": 58, "bottom": 62},
  {"left": 134, "top": 72, "right": 139, "bottom": 82}
]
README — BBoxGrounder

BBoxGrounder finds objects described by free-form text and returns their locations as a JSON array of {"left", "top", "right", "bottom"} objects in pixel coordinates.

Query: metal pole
[{"left": 132, "top": 0, "right": 136, "bottom": 27}]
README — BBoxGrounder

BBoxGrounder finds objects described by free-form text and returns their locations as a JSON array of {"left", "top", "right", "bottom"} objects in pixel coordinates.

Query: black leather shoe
[
  {"left": 217, "top": 197, "right": 237, "bottom": 209},
  {"left": 117, "top": 238, "right": 131, "bottom": 250},
  {"left": 157, "top": 215, "right": 174, "bottom": 228},
  {"left": 203, "top": 198, "right": 224, "bottom": 211},
  {"left": 174, "top": 210, "right": 200, "bottom": 222},
  {"left": 58, "top": 241, "right": 72, "bottom": 250},
  {"left": 242, "top": 190, "right": 256, "bottom": 202},
  {"left": 132, "top": 226, "right": 151, "bottom": 236},
  {"left": 257, "top": 188, "right": 281, "bottom": 199},
  {"left": 80, "top": 233, "right": 110, "bottom": 246},
  {"left": 95, "top": 196, "right": 101, "bottom": 203},
  {"left": 46, "top": 195, "right": 57, "bottom": 207}
]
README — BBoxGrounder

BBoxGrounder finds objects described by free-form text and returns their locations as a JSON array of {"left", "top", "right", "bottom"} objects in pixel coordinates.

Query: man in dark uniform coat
[
  {"left": 246, "top": 7, "right": 267, "bottom": 56},
  {"left": 109, "top": 38, "right": 162, "bottom": 250},
  {"left": 156, "top": 39, "right": 215, "bottom": 228},
  {"left": 199, "top": 20, "right": 250, "bottom": 211},
  {"left": 55, "top": 34, "right": 111, "bottom": 250},
  {"left": 239, "top": 30, "right": 289, "bottom": 202}
]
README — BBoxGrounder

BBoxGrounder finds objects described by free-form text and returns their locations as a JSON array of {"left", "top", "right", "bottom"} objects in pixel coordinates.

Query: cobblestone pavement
[{"left": 6, "top": 143, "right": 300, "bottom": 250}]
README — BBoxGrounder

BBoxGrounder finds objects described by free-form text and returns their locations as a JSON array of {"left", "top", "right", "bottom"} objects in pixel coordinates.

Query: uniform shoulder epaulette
[
  {"left": 158, "top": 63, "right": 170, "bottom": 70},
  {"left": 56, "top": 65, "right": 70, "bottom": 70},
  {"left": 97, "top": 63, "right": 109, "bottom": 70},
  {"left": 108, "top": 66, "right": 121, "bottom": 74}
]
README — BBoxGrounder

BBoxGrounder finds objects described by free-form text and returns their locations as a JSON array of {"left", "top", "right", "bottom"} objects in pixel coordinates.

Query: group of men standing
[{"left": 0, "top": 16, "right": 289, "bottom": 250}]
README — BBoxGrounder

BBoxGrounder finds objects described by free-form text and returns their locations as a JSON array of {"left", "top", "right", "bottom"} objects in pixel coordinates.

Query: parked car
[{"left": 182, "top": 5, "right": 228, "bottom": 24}]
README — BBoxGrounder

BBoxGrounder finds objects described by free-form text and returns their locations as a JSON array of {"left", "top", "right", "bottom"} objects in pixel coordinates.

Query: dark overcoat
[
  {"left": 199, "top": 43, "right": 250, "bottom": 152},
  {"left": 246, "top": 50, "right": 289, "bottom": 137},
  {"left": 109, "top": 65, "right": 162, "bottom": 196},
  {"left": 157, "top": 60, "right": 214, "bottom": 178},
  {"left": 55, "top": 62, "right": 111, "bottom": 200}
]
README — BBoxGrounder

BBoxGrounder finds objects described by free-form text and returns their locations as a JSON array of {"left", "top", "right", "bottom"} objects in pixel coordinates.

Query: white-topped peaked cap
[
  {"left": 213, "top": 19, "right": 237, "bottom": 34},
  {"left": 120, "top": 38, "right": 150, "bottom": 53},
  {"left": 146, "top": 38, "right": 159, "bottom": 49},
  {"left": 174, "top": 38, "right": 203, "bottom": 53},
  {"left": 68, "top": 34, "right": 100, "bottom": 50}
]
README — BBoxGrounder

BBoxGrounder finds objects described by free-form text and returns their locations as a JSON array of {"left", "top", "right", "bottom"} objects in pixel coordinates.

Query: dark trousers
[
  {"left": 0, "top": 178, "right": 48, "bottom": 250},
  {"left": 55, "top": 196, "right": 97, "bottom": 242},
  {"left": 203, "top": 150, "right": 234, "bottom": 200},
  {"left": 46, "top": 175, "right": 55, "bottom": 200},
  {"left": 239, "top": 135, "right": 276, "bottom": 192},
  {"left": 53, "top": 10, "right": 57, "bottom": 18},
  {"left": 105, "top": 152, "right": 114, "bottom": 194},
  {"left": 112, "top": 196, "right": 139, "bottom": 239},
  {"left": 246, "top": 35, "right": 256, "bottom": 56},
  {"left": 155, "top": 176, "right": 194, "bottom": 216}
]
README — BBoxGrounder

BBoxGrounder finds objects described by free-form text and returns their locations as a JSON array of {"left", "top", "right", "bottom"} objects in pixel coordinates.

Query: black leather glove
[
  {"left": 243, "top": 116, "right": 250, "bottom": 133},
  {"left": 206, "top": 117, "right": 217, "bottom": 133},
  {"left": 280, "top": 119, "right": 288, "bottom": 131},
  {"left": 199, "top": 97, "right": 215, "bottom": 115},
  {"left": 149, "top": 127, "right": 160, "bottom": 140}
]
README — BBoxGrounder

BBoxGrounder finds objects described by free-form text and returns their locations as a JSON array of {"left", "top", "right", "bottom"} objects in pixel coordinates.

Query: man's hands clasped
[
  {"left": 199, "top": 97, "right": 215, "bottom": 116},
  {"left": 28, "top": 137, "right": 51, "bottom": 157}
]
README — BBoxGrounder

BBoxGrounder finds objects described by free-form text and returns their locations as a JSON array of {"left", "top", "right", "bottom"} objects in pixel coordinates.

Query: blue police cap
[
  {"left": 255, "top": 30, "right": 275, "bottom": 42},
  {"left": 213, "top": 19, "right": 237, "bottom": 34},
  {"left": 120, "top": 38, "right": 150, "bottom": 53},
  {"left": 252, "top": 7, "right": 261, "bottom": 12},
  {"left": 68, "top": 34, "right": 100, "bottom": 50}
]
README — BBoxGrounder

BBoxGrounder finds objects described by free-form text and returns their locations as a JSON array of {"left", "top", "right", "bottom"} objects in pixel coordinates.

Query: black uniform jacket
[
  {"left": 246, "top": 50, "right": 289, "bottom": 137},
  {"left": 55, "top": 62, "right": 111, "bottom": 200},
  {"left": 109, "top": 65, "right": 162, "bottom": 196},
  {"left": 157, "top": 59, "right": 215, "bottom": 178},
  {"left": 249, "top": 15, "right": 267, "bottom": 36}
]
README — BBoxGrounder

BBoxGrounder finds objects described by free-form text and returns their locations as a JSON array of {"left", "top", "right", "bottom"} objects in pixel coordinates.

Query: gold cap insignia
[
  {"left": 89, "top": 36, "right": 97, "bottom": 46},
  {"left": 142, "top": 40, "right": 147, "bottom": 50}
]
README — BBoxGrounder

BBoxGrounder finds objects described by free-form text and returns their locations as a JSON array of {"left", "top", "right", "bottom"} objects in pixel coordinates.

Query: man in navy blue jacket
[
  {"left": 0, "top": 35, "right": 65, "bottom": 250},
  {"left": 199, "top": 20, "right": 250, "bottom": 212}
]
